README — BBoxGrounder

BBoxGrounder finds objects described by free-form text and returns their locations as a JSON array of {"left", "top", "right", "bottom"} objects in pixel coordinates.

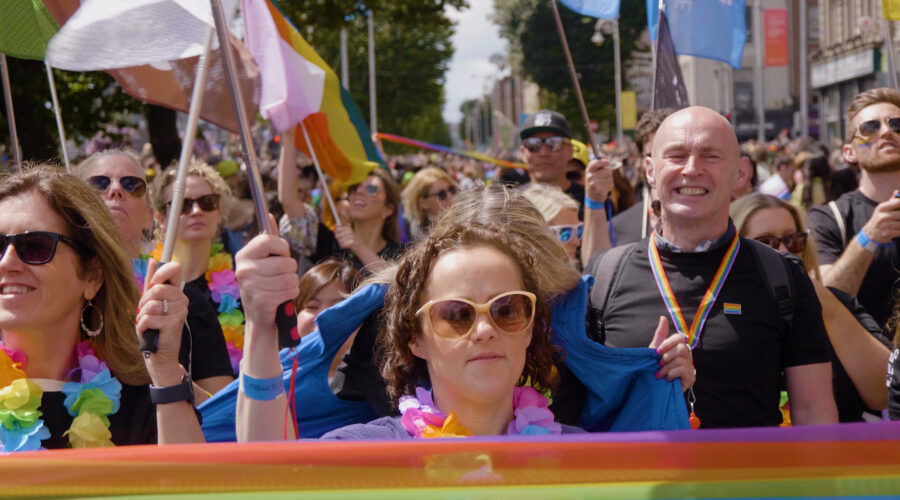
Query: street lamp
[{"left": 594, "top": 18, "right": 623, "bottom": 146}]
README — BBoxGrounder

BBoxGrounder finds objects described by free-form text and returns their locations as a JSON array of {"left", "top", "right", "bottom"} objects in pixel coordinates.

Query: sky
[{"left": 442, "top": 1, "right": 507, "bottom": 125}]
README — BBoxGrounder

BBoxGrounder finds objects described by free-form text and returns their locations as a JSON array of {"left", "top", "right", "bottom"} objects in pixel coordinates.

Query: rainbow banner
[
  {"left": 246, "top": 0, "right": 384, "bottom": 186},
  {"left": 375, "top": 132, "right": 527, "bottom": 170},
  {"left": 1, "top": 421, "right": 898, "bottom": 497}
]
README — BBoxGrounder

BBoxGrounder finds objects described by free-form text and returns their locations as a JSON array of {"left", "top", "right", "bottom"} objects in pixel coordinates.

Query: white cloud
[{"left": 443, "top": 1, "right": 507, "bottom": 124}]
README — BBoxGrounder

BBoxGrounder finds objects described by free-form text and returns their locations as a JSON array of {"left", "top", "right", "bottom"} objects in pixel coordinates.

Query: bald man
[{"left": 581, "top": 106, "right": 837, "bottom": 428}]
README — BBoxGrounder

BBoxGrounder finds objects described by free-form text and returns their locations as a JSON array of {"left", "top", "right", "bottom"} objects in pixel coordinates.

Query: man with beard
[{"left": 808, "top": 88, "right": 900, "bottom": 331}]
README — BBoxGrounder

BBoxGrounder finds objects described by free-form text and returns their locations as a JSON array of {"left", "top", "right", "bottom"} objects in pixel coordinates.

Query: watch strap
[{"left": 149, "top": 373, "right": 194, "bottom": 405}]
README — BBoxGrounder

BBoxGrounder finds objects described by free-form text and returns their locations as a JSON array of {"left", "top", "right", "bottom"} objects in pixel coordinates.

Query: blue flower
[
  {"left": 217, "top": 294, "right": 240, "bottom": 313},
  {"left": 0, "top": 420, "right": 50, "bottom": 452},
  {"left": 62, "top": 369, "right": 122, "bottom": 417}
]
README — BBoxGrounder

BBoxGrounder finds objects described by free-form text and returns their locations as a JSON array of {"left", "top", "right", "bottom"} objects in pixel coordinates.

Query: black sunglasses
[
  {"left": 87, "top": 175, "right": 147, "bottom": 198},
  {"left": 423, "top": 186, "right": 457, "bottom": 201},
  {"left": 754, "top": 231, "right": 808, "bottom": 254},
  {"left": 0, "top": 231, "right": 80, "bottom": 265},
  {"left": 857, "top": 118, "right": 900, "bottom": 137},
  {"left": 522, "top": 136, "right": 568, "bottom": 153},
  {"left": 167, "top": 194, "right": 220, "bottom": 215}
]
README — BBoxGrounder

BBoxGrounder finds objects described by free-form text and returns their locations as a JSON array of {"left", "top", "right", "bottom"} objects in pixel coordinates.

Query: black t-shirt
[
  {"left": 808, "top": 190, "right": 900, "bottom": 331},
  {"left": 828, "top": 287, "right": 892, "bottom": 422},
  {"left": 564, "top": 182, "right": 586, "bottom": 221},
  {"left": 41, "top": 383, "right": 157, "bottom": 449},
  {"left": 312, "top": 228, "right": 405, "bottom": 274},
  {"left": 889, "top": 347, "right": 900, "bottom": 420},
  {"left": 182, "top": 276, "right": 239, "bottom": 380},
  {"left": 611, "top": 201, "right": 647, "bottom": 246},
  {"left": 331, "top": 307, "right": 394, "bottom": 417},
  {"left": 585, "top": 236, "right": 831, "bottom": 428}
]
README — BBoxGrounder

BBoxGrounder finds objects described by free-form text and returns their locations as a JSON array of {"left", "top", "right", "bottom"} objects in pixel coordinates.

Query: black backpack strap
[
  {"left": 745, "top": 238, "right": 795, "bottom": 327},
  {"left": 586, "top": 243, "right": 638, "bottom": 343}
]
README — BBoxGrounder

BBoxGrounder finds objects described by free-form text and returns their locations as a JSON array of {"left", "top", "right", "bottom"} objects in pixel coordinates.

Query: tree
[{"left": 492, "top": 0, "right": 648, "bottom": 142}]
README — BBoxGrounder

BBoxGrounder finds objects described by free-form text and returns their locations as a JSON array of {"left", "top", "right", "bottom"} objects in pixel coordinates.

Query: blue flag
[
  {"left": 559, "top": 0, "right": 620, "bottom": 19},
  {"left": 647, "top": 0, "right": 747, "bottom": 69}
]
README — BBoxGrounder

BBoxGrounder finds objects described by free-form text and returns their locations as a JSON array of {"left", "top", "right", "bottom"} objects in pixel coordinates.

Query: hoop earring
[{"left": 80, "top": 300, "right": 104, "bottom": 338}]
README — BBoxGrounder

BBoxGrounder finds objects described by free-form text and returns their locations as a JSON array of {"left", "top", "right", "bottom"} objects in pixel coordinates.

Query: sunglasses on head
[
  {"left": 522, "top": 136, "right": 568, "bottom": 153},
  {"left": 415, "top": 291, "right": 537, "bottom": 339},
  {"left": 753, "top": 231, "right": 808, "bottom": 254},
  {"left": 87, "top": 175, "right": 147, "bottom": 198},
  {"left": 350, "top": 184, "right": 380, "bottom": 196},
  {"left": 0, "top": 231, "right": 80, "bottom": 265},
  {"left": 549, "top": 223, "right": 584, "bottom": 243},
  {"left": 167, "top": 194, "right": 220, "bottom": 215},
  {"left": 857, "top": 117, "right": 900, "bottom": 137},
  {"left": 423, "top": 186, "right": 457, "bottom": 201}
]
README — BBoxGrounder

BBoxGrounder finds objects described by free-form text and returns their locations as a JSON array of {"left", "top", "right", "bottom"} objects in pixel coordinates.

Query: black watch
[{"left": 149, "top": 372, "right": 195, "bottom": 405}]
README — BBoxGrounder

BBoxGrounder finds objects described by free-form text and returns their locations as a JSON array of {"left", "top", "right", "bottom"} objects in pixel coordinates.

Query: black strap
[
  {"left": 149, "top": 373, "right": 195, "bottom": 405},
  {"left": 746, "top": 238, "right": 795, "bottom": 327},
  {"left": 587, "top": 243, "right": 638, "bottom": 343}
]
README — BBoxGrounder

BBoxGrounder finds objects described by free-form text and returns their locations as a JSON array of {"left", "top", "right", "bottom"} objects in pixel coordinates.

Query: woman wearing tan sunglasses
[{"left": 731, "top": 193, "right": 890, "bottom": 422}]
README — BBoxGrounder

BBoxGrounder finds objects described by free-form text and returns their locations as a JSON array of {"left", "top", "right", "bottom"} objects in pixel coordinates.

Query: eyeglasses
[
  {"left": 87, "top": 175, "right": 147, "bottom": 198},
  {"left": 753, "top": 231, "right": 808, "bottom": 254},
  {"left": 168, "top": 194, "right": 220, "bottom": 215},
  {"left": 549, "top": 223, "right": 584, "bottom": 243},
  {"left": 350, "top": 184, "right": 380, "bottom": 197},
  {"left": 522, "top": 136, "right": 568, "bottom": 153},
  {"left": 415, "top": 291, "right": 537, "bottom": 339},
  {"left": 0, "top": 231, "right": 80, "bottom": 265},
  {"left": 423, "top": 186, "right": 457, "bottom": 201},
  {"left": 856, "top": 117, "right": 900, "bottom": 137}
]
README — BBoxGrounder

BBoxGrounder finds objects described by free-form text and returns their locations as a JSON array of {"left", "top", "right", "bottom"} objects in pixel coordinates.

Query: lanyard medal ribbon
[{"left": 648, "top": 232, "right": 740, "bottom": 349}]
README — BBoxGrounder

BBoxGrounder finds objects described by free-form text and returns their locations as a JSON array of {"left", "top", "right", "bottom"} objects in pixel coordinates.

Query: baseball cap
[
  {"left": 570, "top": 139, "right": 590, "bottom": 167},
  {"left": 520, "top": 110, "right": 572, "bottom": 139}
]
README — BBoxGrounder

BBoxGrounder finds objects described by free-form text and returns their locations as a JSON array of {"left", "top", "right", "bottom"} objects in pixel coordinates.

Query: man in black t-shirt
[
  {"left": 807, "top": 87, "right": 900, "bottom": 332},
  {"left": 585, "top": 106, "right": 837, "bottom": 428}
]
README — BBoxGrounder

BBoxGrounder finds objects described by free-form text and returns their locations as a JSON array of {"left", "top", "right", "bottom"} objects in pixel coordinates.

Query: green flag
[{"left": 0, "top": 1, "right": 61, "bottom": 60}]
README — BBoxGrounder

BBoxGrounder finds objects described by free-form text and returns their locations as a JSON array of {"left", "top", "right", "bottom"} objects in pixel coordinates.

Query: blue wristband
[
  {"left": 585, "top": 196, "right": 605, "bottom": 210},
  {"left": 856, "top": 229, "right": 892, "bottom": 252},
  {"left": 240, "top": 372, "right": 285, "bottom": 401}
]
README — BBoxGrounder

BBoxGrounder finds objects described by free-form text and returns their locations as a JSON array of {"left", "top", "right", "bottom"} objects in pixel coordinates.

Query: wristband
[
  {"left": 149, "top": 373, "right": 194, "bottom": 405},
  {"left": 240, "top": 372, "right": 285, "bottom": 401},
  {"left": 585, "top": 196, "right": 605, "bottom": 210},
  {"left": 856, "top": 229, "right": 892, "bottom": 253}
]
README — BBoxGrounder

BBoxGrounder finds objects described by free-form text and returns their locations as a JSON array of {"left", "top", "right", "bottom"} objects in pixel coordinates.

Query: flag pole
[
  {"left": 45, "top": 63, "right": 71, "bottom": 171},
  {"left": 210, "top": 0, "right": 299, "bottom": 349},
  {"left": 299, "top": 122, "right": 342, "bottom": 227},
  {"left": 753, "top": 0, "right": 765, "bottom": 142},
  {"left": 884, "top": 19, "right": 898, "bottom": 90},
  {"left": 1, "top": 54, "right": 21, "bottom": 169},
  {"left": 548, "top": 0, "right": 598, "bottom": 156},
  {"left": 159, "top": 27, "right": 215, "bottom": 265},
  {"left": 798, "top": 0, "right": 808, "bottom": 137},
  {"left": 340, "top": 27, "right": 349, "bottom": 90},
  {"left": 367, "top": 10, "right": 377, "bottom": 134}
]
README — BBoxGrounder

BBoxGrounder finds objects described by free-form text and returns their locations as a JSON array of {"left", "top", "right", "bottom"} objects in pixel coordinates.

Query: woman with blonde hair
[
  {"left": 0, "top": 166, "right": 202, "bottom": 450},
  {"left": 521, "top": 183, "right": 582, "bottom": 262},
  {"left": 730, "top": 193, "right": 890, "bottom": 421},
  {"left": 149, "top": 162, "right": 236, "bottom": 391},
  {"left": 400, "top": 167, "right": 457, "bottom": 241}
]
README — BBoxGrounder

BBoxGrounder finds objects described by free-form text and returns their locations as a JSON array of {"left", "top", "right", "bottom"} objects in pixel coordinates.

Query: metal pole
[
  {"left": 884, "top": 19, "right": 898, "bottom": 89},
  {"left": 753, "top": 0, "right": 765, "bottom": 142},
  {"left": 612, "top": 19, "right": 623, "bottom": 146},
  {"left": 300, "top": 122, "right": 341, "bottom": 226},
  {"left": 159, "top": 27, "right": 215, "bottom": 264},
  {"left": 45, "top": 63, "right": 71, "bottom": 171},
  {"left": 548, "top": 0, "right": 598, "bottom": 156},
  {"left": 210, "top": 0, "right": 270, "bottom": 232},
  {"left": 798, "top": 0, "right": 808, "bottom": 137},
  {"left": 340, "top": 27, "right": 349, "bottom": 90},
  {"left": 1, "top": 54, "right": 21, "bottom": 168},
  {"left": 367, "top": 10, "right": 377, "bottom": 134}
]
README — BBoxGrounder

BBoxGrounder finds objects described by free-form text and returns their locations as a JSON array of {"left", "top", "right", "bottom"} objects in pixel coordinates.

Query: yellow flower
[
  {"left": 0, "top": 351, "right": 26, "bottom": 387},
  {"left": 422, "top": 412, "right": 472, "bottom": 439},
  {"left": 222, "top": 325, "right": 244, "bottom": 350},
  {"left": 149, "top": 242, "right": 163, "bottom": 262},
  {"left": 66, "top": 413, "right": 114, "bottom": 448},
  {"left": 205, "top": 253, "right": 233, "bottom": 281},
  {"left": 0, "top": 379, "right": 43, "bottom": 430}
]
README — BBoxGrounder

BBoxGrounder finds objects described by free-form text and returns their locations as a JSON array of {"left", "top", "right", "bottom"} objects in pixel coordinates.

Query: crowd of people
[{"left": 1, "top": 86, "right": 899, "bottom": 452}]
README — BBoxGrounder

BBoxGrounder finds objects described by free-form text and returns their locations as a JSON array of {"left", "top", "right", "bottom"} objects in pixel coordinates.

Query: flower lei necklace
[
  {"left": 0, "top": 341, "right": 122, "bottom": 452},
  {"left": 399, "top": 386, "right": 561, "bottom": 438},
  {"left": 135, "top": 243, "right": 244, "bottom": 374}
]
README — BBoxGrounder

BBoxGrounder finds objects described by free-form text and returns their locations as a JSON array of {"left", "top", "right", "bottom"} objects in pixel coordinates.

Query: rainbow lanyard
[{"left": 648, "top": 232, "right": 740, "bottom": 349}]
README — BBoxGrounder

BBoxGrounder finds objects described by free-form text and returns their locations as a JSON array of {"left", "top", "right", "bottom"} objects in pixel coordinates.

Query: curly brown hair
[{"left": 379, "top": 221, "right": 558, "bottom": 404}]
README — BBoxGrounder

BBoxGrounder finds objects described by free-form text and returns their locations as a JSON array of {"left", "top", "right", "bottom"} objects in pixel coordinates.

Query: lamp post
[{"left": 593, "top": 18, "right": 623, "bottom": 146}]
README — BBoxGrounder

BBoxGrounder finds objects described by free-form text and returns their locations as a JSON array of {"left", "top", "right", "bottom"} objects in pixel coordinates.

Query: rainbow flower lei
[
  {"left": 0, "top": 341, "right": 122, "bottom": 452},
  {"left": 134, "top": 243, "right": 244, "bottom": 374},
  {"left": 398, "top": 386, "right": 561, "bottom": 438}
]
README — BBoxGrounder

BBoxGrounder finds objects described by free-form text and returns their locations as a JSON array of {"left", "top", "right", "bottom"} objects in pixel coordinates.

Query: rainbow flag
[
  {"left": 243, "top": 0, "right": 384, "bottom": 185},
  {"left": 0, "top": 421, "right": 898, "bottom": 497},
  {"left": 375, "top": 132, "right": 527, "bottom": 169}
]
